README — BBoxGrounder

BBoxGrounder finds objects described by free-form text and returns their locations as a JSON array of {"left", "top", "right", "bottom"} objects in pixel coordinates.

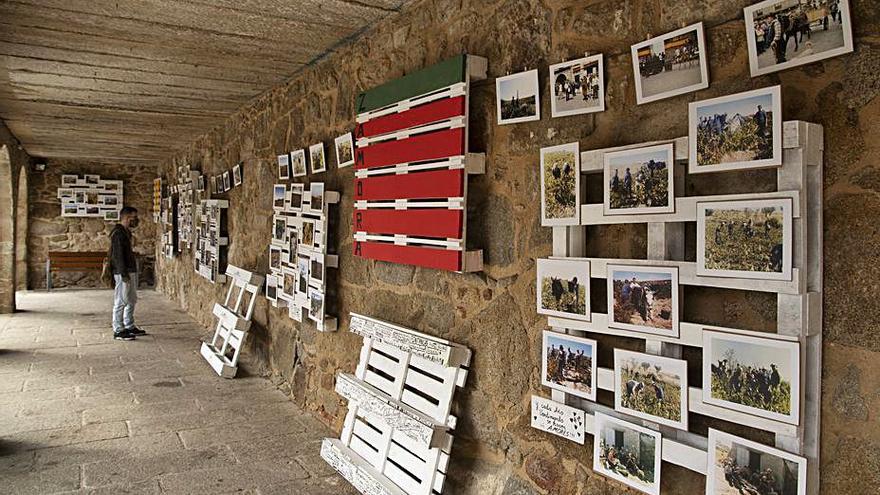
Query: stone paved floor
[{"left": 0, "top": 289, "right": 356, "bottom": 495}]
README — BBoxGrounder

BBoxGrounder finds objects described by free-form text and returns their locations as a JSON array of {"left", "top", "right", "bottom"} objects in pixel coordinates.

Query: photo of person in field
[
  {"left": 694, "top": 88, "right": 779, "bottom": 170},
  {"left": 605, "top": 144, "right": 674, "bottom": 215},
  {"left": 708, "top": 429, "right": 806, "bottom": 495},
  {"left": 610, "top": 270, "right": 675, "bottom": 331},
  {"left": 541, "top": 143, "right": 579, "bottom": 224},
  {"left": 703, "top": 205, "right": 785, "bottom": 273},
  {"left": 708, "top": 336, "right": 794, "bottom": 417},
  {"left": 542, "top": 332, "right": 596, "bottom": 400},
  {"left": 616, "top": 350, "right": 687, "bottom": 429},
  {"left": 594, "top": 413, "right": 661, "bottom": 495}
]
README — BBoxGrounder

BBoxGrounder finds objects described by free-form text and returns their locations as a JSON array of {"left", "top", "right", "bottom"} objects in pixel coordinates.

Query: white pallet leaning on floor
[
  {"left": 542, "top": 121, "right": 823, "bottom": 493},
  {"left": 322, "top": 313, "right": 472, "bottom": 495},
  {"left": 199, "top": 264, "right": 264, "bottom": 378}
]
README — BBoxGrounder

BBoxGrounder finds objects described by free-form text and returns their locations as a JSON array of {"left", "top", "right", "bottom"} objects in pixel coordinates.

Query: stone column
[{"left": 0, "top": 145, "right": 16, "bottom": 313}]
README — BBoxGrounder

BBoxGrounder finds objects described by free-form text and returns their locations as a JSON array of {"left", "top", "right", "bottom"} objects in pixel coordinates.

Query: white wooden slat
[
  {"left": 355, "top": 156, "right": 466, "bottom": 179},
  {"left": 399, "top": 389, "right": 441, "bottom": 421},
  {"left": 387, "top": 441, "right": 430, "bottom": 477},
  {"left": 353, "top": 416, "right": 385, "bottom": 447},
  {"left": 354, "top": 199, "right": 465, "bottom": 210},
  {"left": 320, "top": 439, "right": 407, "bottom": 495},
  {"left": 350, "top": 313, "right": 472, "bottom": 368},
  {"left": 368, "top": 350, "right": 403, "bottom": 379},
  {"left": 350, "top": 433, "right": 383, "bottom": 469},
  {"left": 383, "top": 457, "right": 427, "bottom": 495},
  {"left": 364, "top": 369, "right": 395, "bottom": 393},
  {"left": 357, "top": 116, "right": 466, "bottom": 147}
]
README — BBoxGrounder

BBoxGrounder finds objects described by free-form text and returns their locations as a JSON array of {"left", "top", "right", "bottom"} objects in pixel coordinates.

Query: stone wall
[
  {"left": 28, "top": 159, "right": 158, "bottom": 289},
  {"left": 0, "top": 120, "right": 32, "bottom": 312},
  {"left": 155, "top": 1, "right": 880, "bottom": 493}
]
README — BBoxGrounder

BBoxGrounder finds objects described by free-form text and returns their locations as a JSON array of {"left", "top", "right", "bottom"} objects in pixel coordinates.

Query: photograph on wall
[
  {"left": 707, "top": 429, "right": 807, "bottom": 495},
  {"left": 265, "top": 274, "right": 278, "bottom": 302},
  {"left": 58, "top": 188, "right": 74, "bottom": 199},
  {"left": 607, "top": 264, "right": 679, "bottom": 337},
  {"left": 690, "top": 86, "right": 783, "bottom": 174},
  {"left": 277, "top": 153, "right": 290, "bottom": 180},
  {"left": 102, "top": 195, "right": 118, "bottom": 206},
  {"left": 631, "top": 22, "right": 709, "bottom": 104},
  {"left": 223, "top": 171, "right": 231, "bottom": 192},
  {"left": 697, "top": 198, "right": 793, "bottom": 280},
  {"left": 496, "top": 69, "right": 541, "bottom": 125},
  {"left": 308, "top": 286, "right": 325, "bottom": 322},
  {"left": 536, "top": 257, "right": 591, "bottom": 321},
  {"left": 103, "top": 181, "right": 121, "bottom": 191},
  {"left": 614, "top": 349, "right": 688, "bottom": 430},
  {"left": 290, "top": 184, "right": 304, "bottom": 212},
  {"left": 310, "top": 143, "right": 326, "bottom": 173},
  {"left": 281, "top": 269, "right": 297, "bottom": 299},
  {"left": 63, "top": 205, "right": 79, "bottom": 216},
  {"left": 291, "top": 149, "right": 307, "bottom": 177},
  {"left": 103, "top": 210, "right": 120, "bottom": 221},
  {"left": 335, "top": 132, "right": 354, "bottom": 168},
  {"left": 297, "top": 256, "right": 310, "bottom": 295},
  {"left": 541, "top": 331, "right": 597, "bottom": 401},
  {"left": 269, "top": 246, "right": 282, "bottom": 271},
  {"left": 604, "top": 144, "right": 675, "bottom": 215},
  {"left": 61, "top": 174, "right": 78, "bottom": 186},
  {"left": 233, "top": 163, "right": 242, "bottom": 187},
  {"left": 540, "top": 142, "right": 580, "bottom": 226},
  {"left": 310, "top": 182, "right": 325, "bottom": 212},
  {"left": 309, "top": 253, "right": 325, "bottom": 287},
  {"left": 703, "top": 330, "right": 800, "bottom": 425},
  {"left": 593, "top": 412, "right": 662, "bottom": 495},
  {"left": 301, "top": 219, "right": 316, "bottom": 249},
  {"left": 745, "top": 0, "right": 853, "bottom": 77},
  {"left": 85, "top": 174, "right": 100, "bottom": 185},
  {"left": 273, "top": 184, "right": 286, "bottom": 211},
  {"left": 288, "top": 227, "right": 299, "bottom": 260},
  {"left": 549, "top": 54, "right": 605, "bottom": 118},
  {"left": 272, "top": 215, "right": 287, "bottom": 244}
]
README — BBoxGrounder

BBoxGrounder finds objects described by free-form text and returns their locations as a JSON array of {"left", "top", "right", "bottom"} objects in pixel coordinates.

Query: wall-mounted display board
[
  {"left": 57, "top": 174, "right": 123, "bottom": 220},
  {"left": 160, "top": 194, "right": 178, "bottom": 259},
  {"left": 352, "top": 54, "right": 488, "bottom": 273},
  {"left": 265, "top": 182, "right": 340, "bottom": 332},
  {"left": 199, "top": 264, "right": 264, "bottom": 378},
  {"left": 175, "top": 164, "right": 205, "bottom": 253},
  {"left": 194, "top": 199, "right": 228, "bottom": 284},
  {"left": 152, "top": 178, "right": 162, "bottom": 221},
  {"left": 322, "top": 313, "right": 472, "bottom": 495},
  {"left": 532, "top": 121, "right": 823, "bottom": 495}
]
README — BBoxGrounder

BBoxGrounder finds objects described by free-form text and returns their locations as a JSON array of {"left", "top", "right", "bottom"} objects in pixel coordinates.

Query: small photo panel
[
  {"left": 269, "top": 246, "right": 282, "bottom": 271},
  {"left": 61, "top": 175, "right": 79, "bottom": 186},
  {"left": 540, "top": 142, "right": 580, "bottom": 226},
  {"left": 745, "top": 0, "right": 853, "bottom": 77},
  {"left": 697, "top": 198, "right": 793, "bottom": 280},
  {"left": 550, "top": 54, "right": 605, "bottom": 118},
  {"left": 277, "top": 154, "right": 290, "bottom": 180},
  {"left": 631, "top": 22, "right": 709, "bottom": 105},
  {"left": 310, "top": 182, "right": 325, "bottom": 212},
  {"left": 690, "top": 86, "right": 782, "bottom": 174},
  {"left": 604, "top": 144, "right": 675, "bottom": 215},
  {"left": 232, "top": 164, "right": 242, "bottom": 187},
  {"left": 607, "top": 264, "right": 679, "bottom": 338},
  {"left": 308, "top": 287, "right": 325, "bottom": 322},
  {"left": 703, "top": 330, "right": 800, "bottom": 425},
  {"left": 309, "top": 143, "right": 326, "bottom": 173},
  {"left": 614, "top": 349, "right": 688, "bottom": 430},
  {"left": 541, "top": 331, "right": 597, "bottom": 401},
  {"left": 707, "top": 429, "right": 807, "bottom": 495},
  {"left": 593, "top": 412, "right": 661, "bottom": 495},
  {"left": 273, "top": 184, "right": 287, "bottom": 211},
  {"left": 335, "top": 132, "right": 354, "bottom": 168},
  {"left": 496, "top": 69, "right": 541, "bottom": 125},
  {"left": 291, "top": 149, "right": 307, "bottom": 177},
  {"left": 536, "top": 257, "right": 591, "bottom": 321}
]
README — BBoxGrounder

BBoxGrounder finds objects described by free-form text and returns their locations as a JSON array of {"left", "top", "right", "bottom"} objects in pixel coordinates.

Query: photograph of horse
[
  {"left": 615, "top": 350, "right": 688, "bottom": 430},
  {"left": 593, "top": 413, "right": 662, "bottom": 495},
  {"left": 608, "top": 265, "right": 678, "bottom": 337}
]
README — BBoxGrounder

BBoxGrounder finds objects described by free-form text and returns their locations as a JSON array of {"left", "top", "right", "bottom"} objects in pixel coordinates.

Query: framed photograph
[
  {"left": 102, "top": 209, "right": 120, "bottom": 221},
  {"left": 291, "top": 149, "right": 307, "bottom": 177},
  {"left": 614, "top": 349, "right": 688, "bottom": 430},
  {"left": 290, "top": 184, "right": 304, "bottom": 212},
  {"left": 631, "top": 22, "right": 709, "bottom": 105},
  {"left": 63, "top": 204, "right": 80, "bottom": 216},
  {"left": 265, "top": 274, "right": 278, "bottom": 302},
  {"left": 541, "top": 331, "right": 597, "bottom": 401},
  {"left": 297, "top": 255, "right": 310, "bottom": 295},
  {"left": 272, "top": 215, "right": 287, "bottom": 244},
  {"left": 745, "top": 0, "right": 853, "bottom": 77},
  {"left": 690, "top": 86, "right": 783, "bottom": 174},
  {"left": 310, "top": 182, "right": 325, "bottom": 212},
  {"left": 223, "top": 171, "right": 231, "bottom": 192},
  {"left": 300, "top": 219, "right": 316, "bottom": 249},
  {"left": 540, "top": 142, "right": 580, "bottom": 226},
  {"left": 496, "top": 69, "right": 541, "bottom": 125},
  {"left": 550, "top": 54, "right": 605, "bottom": 118},
  {"left": 309, "top": 253, "right": 325, "bottom": 287},
  {"left": 593, "top": 412, "right": 661, "bottom": 495},
  {"left": 697, "top": 198, "right": 793, "bottom": 280},
  {"left": 309, "top": 143, "right": 326, "bottom": 173},
  {"left": 277, "top": 154, "right": 290, "bottom": 180},
  {"left": 86, "top": 206, "right": 100, "bottom": 215},
  {"left": 607, "top": 264, "right": 679, "bottom": 337},
  {"left": 335, "top": 132, "right": 354, "bottom": 168},
  {"left": 269, "top": 246, "right": 282, "bottom": 271},
  {"left": 101, "top": 195, "right": 119, "bottom": 206},
  {"left": 57, "top": 188, "right": 74, "bottom": 199},
  {"left": 288, "top": 226, "right": 299, "bottom": 260},
  {"left": 308, "top": 287, "right": 325, "bottom": 322},
  {"left": 61, "top": 175, "right": 78, "bottom": 186},
  {"left": 103, "top": 181, "right": 122, "bottom": 192},
  {"left": 85, "top": 174, "right": 101, "bottom": 185},
  {"left": 232, "top": 163, "right": 242, "bottom": 187},
  {"left": 281, "top": 269, "right": 297, "bottom": 299},
  {"left": 536, "top": 257, "right": 590, "bottom": 321},
  {"left": 707, "top": 429, "right": 807, "bottom": 495},
  {"left": 604, "top": 144, "right": 675, "bottom": 215},
  {"left": 703, "top": 330, "right": 800, "bottom": 425},
  {"left": 273, "top": 184, "right": 286, "bottom": 211}
]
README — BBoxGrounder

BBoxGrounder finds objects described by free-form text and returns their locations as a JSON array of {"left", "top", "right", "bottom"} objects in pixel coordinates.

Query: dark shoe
[
  {"left": 127, "top": 327, "right": 147, "bottom": 336},
  {"left": 114, "top": 330, "right": 137, "bottom": 341}
]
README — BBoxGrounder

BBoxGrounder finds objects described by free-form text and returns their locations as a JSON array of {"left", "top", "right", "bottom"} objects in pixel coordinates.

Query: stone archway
[
  {"left": 0, "top": 144, "right": 16, "bottom": 312},
  {"left": 15, "top": 164, "right": 28, "bottom": 291}
]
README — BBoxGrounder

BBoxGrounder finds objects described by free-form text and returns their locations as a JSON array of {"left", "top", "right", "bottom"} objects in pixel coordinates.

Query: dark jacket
[{"left": 109, "top": 224, "right": 137, "bottom": 275}]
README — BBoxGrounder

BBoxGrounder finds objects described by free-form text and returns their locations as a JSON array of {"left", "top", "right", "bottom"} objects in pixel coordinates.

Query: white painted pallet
[
  {"left": 539, "top": 121, "right": 823, "bottom": 492},
  {"left": 322, "top": 313, "right": 472, "bottom": 495},
  {"left": 200, "top": 264, "right": 264, "bottom": 378}
]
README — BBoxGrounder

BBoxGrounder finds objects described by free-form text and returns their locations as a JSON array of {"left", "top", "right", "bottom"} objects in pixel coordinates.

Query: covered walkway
[{"left": 0, "top": 289, "right": 355, "bottom": 495}]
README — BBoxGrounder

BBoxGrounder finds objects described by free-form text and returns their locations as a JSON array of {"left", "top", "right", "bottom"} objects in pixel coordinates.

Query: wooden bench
[{"left": 46, "top": 251, "right": 106, "bottom": 291}]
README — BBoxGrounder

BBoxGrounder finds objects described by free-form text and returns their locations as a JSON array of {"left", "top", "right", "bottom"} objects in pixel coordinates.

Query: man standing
[
  {"left": 110, "top": 206, "right": 146, "bottom": 340},
  {"left": 754, "top": 104, "right": 768, "bottom": 139}
]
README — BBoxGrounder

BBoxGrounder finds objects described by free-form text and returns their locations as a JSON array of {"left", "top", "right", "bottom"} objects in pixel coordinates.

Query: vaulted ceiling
[{"left": 0, "top": 0, "right": 409, "bottom": 165}]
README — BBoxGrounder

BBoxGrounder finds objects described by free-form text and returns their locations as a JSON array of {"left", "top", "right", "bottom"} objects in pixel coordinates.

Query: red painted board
[
  {"left": 353, "top": 241, "right": 462, "bottom": 272},
  {"left": 357, "top": 96, "right": 466, "bottom": 139},
  {"left": 355, "top": 128, "right": 465, "bottom": 170},
  {"left": 354, "top": 209, "right": 463, "bottom": 239},
  {"left": 355, "top": 169, "right": 464, "bottom": 201}
]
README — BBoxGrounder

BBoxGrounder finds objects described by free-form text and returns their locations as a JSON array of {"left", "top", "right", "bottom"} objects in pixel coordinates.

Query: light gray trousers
[{"left": 112, "top": 272, "right": 138, "bottom": 333}]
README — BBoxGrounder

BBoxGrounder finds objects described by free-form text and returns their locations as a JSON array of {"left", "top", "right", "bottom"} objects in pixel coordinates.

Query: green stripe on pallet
[{"left": 357, "top": 54, "right": 467, "bottom": 114}]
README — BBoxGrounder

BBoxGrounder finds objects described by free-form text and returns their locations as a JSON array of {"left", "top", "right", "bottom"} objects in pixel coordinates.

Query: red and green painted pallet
[{"left": 353, "top": 54, "right": 487, "bottom": 273}]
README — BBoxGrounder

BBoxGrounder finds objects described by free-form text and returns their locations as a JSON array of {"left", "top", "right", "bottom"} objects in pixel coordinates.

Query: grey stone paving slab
[{"left": 0, "top": 290, "right": 352, "bottom": 494}]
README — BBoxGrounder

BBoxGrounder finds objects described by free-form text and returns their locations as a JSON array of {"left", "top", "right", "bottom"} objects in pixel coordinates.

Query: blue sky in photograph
[
  {"left": 547, "top": 334, "right": 594, "bottom": 356},
  {"left": 612, "top": 270, "right": 672, "bottom": 282},
  {"left": 711, "top": 337, "right": 793, "bottom": 377},
  {"left": 499, "top": 74, "right": 537, "bottom": 100},
  {"left": 697, "top": 93, "right": 773, "bottom": 119},
  {"left": 608, "top": 149, "right": 668, "bottom": 170}
]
